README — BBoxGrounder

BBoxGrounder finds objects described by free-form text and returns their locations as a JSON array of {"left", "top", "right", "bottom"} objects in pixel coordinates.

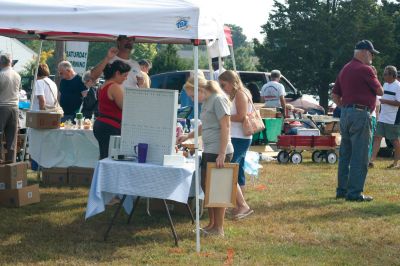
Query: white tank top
[{"left": 231, "top": 91, "right": 253, "bottom": 139}]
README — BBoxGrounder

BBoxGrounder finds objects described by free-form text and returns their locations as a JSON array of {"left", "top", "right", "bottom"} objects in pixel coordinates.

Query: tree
[
  {"left": 151, "top": 44, "right": 191, "bottom": 74},
  {"left": 226, "top": 24, "right": 247, "bottom": 47},
  {"left": 255, "top": 0, "right": 400, "bottom": 110},
  {"left": 132, "top": 43, "right": 158, "bottom": 62},
  {"left": 224, "top": 24, "right": 257, "bottom": 71}
]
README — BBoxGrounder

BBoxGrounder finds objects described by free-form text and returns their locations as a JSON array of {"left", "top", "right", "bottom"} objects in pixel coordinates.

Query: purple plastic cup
[{"left": 135, "top": 143, "right": 148, "bottom": 163}]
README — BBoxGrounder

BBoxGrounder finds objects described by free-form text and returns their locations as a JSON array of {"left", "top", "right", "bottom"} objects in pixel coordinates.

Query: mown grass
[{"left": 0, "top": 154, "right": 399, "bottom": 265}]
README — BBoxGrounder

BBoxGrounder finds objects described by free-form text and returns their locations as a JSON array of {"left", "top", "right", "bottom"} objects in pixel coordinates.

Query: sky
[{"left": 199, "top": 0, "right": 276, "bottom": 41}]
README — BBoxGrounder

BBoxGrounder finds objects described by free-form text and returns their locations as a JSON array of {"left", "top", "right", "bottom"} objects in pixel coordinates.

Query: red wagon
[{"left": 277, "top": 135, "right": 338, "bottom": 164}]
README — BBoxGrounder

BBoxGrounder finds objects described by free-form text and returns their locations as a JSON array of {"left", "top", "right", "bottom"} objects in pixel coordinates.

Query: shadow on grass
[
  {"left": 301, "top": 201, "right": 400, "bottom": 222},
  {"left": 0, "top": 190, "right": 198, "bottom": 264},
  {"left": 254, "top": 197, "right": 400, "bottom": 222}
]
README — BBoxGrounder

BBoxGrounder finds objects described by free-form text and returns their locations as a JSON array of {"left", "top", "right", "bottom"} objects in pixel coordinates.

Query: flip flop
[
  {"left": 201, "top": 228, "right": 224, "bottom": 237},
  {"left": 234, "top": 209, "right": 254, "bottom": 220}
]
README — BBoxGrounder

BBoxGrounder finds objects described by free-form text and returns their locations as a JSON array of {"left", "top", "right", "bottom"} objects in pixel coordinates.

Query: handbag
[
  {"left": 43, "top": 79, "right": 64, "bottom": 115},
  {"left": 242, "top": 90, "right": 265, "bottom": 136}
]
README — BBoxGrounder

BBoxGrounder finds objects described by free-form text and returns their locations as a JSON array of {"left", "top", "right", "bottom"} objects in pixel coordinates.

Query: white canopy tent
[{"left": 0, "top": 0, "right": 229, "bottom": 252}]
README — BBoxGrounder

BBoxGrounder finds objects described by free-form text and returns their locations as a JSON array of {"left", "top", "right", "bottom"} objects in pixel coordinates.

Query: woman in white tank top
[{"left": 219, "top": 70, "right": 254, "bottom": 220}]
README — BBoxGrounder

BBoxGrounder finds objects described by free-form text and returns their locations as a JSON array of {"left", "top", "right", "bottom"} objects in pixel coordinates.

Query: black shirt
[
  {"left": 60, "top": 75, "right": 87, "bottom": 115},
  {"left": 81, "top": 87, "right": 98, "bottom": 119}
]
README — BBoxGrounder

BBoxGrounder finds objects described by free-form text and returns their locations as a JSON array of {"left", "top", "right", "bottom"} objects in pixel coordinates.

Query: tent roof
[{"left": 0, "top": 0, "right": 224, "bottom": 43}]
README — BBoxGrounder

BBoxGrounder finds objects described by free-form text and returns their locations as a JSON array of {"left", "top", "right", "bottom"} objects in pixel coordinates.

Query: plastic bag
[{"left": 244, "top": 151, "right": 263, "bottom": 177}]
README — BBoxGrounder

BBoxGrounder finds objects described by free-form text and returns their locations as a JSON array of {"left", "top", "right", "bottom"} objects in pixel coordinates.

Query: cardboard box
[
  {"left": 42, "top": 168, "right": 68, "bottom": 186},
  {"left": 26, "top": 111, "right": 62, "bottom": 129},
  {"left": 68, "top": 167, "right": 94, "bottom": 186},
  {"left": 0, "top": 184, "right": 40, "bottom": 207},
  {"left": 0, "top": 162, "right": 28, "bottom": 190},
  {"left": 259, "top": 108, "right": 277, "bottom": 118}
]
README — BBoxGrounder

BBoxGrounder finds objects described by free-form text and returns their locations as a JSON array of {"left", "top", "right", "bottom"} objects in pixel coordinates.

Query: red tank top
[{"left": 97, "top": 82, "right": 122, "bottom": 129}]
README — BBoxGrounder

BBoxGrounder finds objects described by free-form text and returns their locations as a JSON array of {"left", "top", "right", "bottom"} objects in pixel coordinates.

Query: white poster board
[
  {"left": 120, "top": 88, "right": 178, "bottom": 165},
  {"left": 205, "top": 163, "right": 238, "bottom": 208},
  {"left": 65, "top": 41, "right": 89, "bottom": 76}
]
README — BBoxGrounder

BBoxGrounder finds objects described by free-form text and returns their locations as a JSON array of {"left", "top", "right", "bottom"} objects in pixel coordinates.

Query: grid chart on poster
[{"left": 120, "top": 88, "right": 178, "bottom": 165}]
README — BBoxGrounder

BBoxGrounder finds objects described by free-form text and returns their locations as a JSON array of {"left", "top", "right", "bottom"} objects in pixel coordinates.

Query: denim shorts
[{"left": 375, "top": 122, "right": 400, "bottom": 140}]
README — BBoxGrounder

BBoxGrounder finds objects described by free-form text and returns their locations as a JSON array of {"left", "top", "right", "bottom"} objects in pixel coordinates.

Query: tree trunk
[{"left": 54, "top": 41, "right": 65, "bottom": 90}]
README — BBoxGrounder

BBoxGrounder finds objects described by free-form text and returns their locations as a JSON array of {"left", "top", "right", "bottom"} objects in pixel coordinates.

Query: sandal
[
  {"left": 233, "top": 209, "right": 254, "bottom": 220},
  {"left": 201, "top": 228, "right": 224, "bottom": 237}
]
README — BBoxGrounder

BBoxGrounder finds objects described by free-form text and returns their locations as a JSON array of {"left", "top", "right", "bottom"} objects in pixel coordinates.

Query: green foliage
[
  {"left": 254, "top": 0, "right": 400, "bottom": 109},
  {"left": 224, "top": 24, "right": 257, "bottom": 71},
  {"left": 151, "top": 44, "right": 192, "bottom": 74},
  {"left": 132, "top": 43, "right": 158, "bottom": 62},
  {"left": 226, "top": 24, "right": 247, "bottom": 47},
  {"left": 225, "top": 44, "right": 257, "bottom": 71},
  {"left": 86, "top": 42, "right": 114, "bottom": 68}
]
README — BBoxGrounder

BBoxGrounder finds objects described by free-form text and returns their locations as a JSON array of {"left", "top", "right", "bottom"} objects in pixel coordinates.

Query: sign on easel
[
  {"left": 65, "top": 41, "right": 89, "bottom": 76},
  {"left": 120, "top": 88, "right": 178, "bottom": 165}
]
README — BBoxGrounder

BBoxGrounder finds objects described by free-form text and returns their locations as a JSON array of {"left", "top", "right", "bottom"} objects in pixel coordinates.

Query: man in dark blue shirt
[{"left": 58, "top": 61, "right": 88, "bottom": 122}]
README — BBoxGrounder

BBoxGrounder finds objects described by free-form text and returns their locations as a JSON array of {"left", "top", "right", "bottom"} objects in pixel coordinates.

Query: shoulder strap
[
  {"left": 241, "top": 89, "right": 257, "bottom": 113},
  {"left": 42, "top": 78, "right": 59, "bottom": 105}
]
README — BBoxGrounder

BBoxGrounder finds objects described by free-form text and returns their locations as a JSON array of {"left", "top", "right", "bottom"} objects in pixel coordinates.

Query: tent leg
[
  {"left": 193, "top": 44, "right": 201, "bottom": 253},
  {"left": 163, "top": 200, "right": 179, "bottom": 246}
]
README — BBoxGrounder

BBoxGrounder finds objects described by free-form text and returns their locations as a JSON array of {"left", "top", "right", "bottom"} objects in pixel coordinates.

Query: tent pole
[
  {"left": 205, "top": 40, "right": 214, "bottom": 80},
  {"left": 229, "top": 45, "right": 237, "bottom": 71},
  {"left": 217, "top": 40, "right": 222, "bottom": 77},
  {"left": 22, "top": 40, "right": 43, "bottom": 162},
  {"left": 193, "top": 42, "right": 201, "bottom": 253}
]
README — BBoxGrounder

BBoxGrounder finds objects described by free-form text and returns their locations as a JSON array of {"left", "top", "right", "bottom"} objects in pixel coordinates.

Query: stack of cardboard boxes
[
  {"left": 259, "top": 108, "right": 278, "bottom": 118},
  {"left": 0, "top": 162, "right": 40, "bottom": 207},
  {"left": 42, "top": 167, "right": 94, "bottom": 187}
]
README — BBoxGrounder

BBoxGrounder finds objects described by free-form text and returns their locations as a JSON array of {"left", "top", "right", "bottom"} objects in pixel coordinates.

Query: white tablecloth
[
  {"left": 85, "top": 158, "right": 202, "bottom": 219},
  {"left": 29, "top": 128, "right": 99, "bottom": 168}
]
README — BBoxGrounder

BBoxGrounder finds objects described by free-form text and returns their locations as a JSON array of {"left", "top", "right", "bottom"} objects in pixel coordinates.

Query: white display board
[{"left": 120, "top": 88, "right": 178, "bottom": 165}]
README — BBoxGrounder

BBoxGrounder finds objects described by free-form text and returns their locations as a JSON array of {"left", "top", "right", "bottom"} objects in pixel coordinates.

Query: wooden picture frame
[{"left": 204, "top": 163, "right": 239, "bottom": 208}]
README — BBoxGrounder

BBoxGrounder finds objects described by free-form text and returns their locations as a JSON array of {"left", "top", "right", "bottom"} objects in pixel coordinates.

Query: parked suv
[{"left": 150, "top": 70, "right": 325, "bottom": 114}]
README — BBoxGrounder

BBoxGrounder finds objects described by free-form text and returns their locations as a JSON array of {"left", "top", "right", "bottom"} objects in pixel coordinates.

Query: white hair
[
  {"left": 82, "top": 70, "right": 99, "bottom": 84},
  {"left": 0, "top": 53, "right": 11, "bottom": 66},
  {"left": 354, "top": 49, "right": 363, "bottom": 56},
  {"left": 58, "top": 61, "right": 73, "bottom": 71}
]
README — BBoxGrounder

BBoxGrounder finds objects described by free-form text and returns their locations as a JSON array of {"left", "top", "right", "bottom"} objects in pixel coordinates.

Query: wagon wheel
[
  {"left": 312, "top": 150, "right": 323, "bottom": 163},
  {"left": 290, "top": 152, "right": 303, "bottom": 164},
  {"left": 326, "top": 151, "right": 338, "bottom": 164},
  {"left": 277, "top": 151, "right": 290, "bottom": 163}
]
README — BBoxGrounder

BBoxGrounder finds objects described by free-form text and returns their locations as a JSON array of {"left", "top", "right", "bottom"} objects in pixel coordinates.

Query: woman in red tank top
[{"left": 93, "top": 60, "right": 131, "bottom": 159}]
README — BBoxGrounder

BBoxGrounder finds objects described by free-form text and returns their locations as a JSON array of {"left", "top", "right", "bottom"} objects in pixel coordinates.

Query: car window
[
  {"left": 239, "top": 72, "right": 267, "bottom": 90},
  {"left": 150, "top": 75, "right": 165, "bottom": 89},
  {"left": 280, "top": 76, "right": 296, "bottom": 95},
  {"left": 165, "top": 73, "right": 187, "bottom": 92}
]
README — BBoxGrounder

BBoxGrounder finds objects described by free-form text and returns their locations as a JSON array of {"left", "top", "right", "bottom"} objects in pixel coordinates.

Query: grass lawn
[{"left": 0, "top": 154, "right": 399, "bottom": 265}]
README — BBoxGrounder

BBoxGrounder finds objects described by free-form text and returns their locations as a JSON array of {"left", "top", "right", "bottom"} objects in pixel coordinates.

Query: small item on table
[
  {"left": 75, "top": 113, "right": 84, "bottom": 129},
  {"left": 134, "top": 143, "right": 148, "bottom": 163},
  {"left": 83, "top": 119, "right": 92, "bottom": 130},
  {"left": 63, "top": 120, "right": 73, "bottom": 129}
]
